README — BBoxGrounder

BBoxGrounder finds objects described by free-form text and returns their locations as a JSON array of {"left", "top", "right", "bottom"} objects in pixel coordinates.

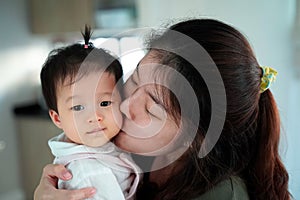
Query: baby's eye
[
  {"left": 71, "top": 105, "right": 84, "bottom": 111},
  {"left": 100, "top": 101, "right": 112, "bottom": 107}
]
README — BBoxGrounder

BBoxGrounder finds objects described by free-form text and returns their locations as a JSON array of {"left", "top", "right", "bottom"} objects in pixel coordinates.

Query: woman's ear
[{"left": 49, "top": 109, "right": 62, "bottom": 129}]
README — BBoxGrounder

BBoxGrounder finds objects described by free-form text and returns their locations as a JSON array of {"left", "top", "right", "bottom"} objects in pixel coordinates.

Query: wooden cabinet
[
  {"left": 16, "top": 116, "right": 61, "bottom": 200},
  {"left": 29, "top": 0, "right": 95, "bottom": 34}
]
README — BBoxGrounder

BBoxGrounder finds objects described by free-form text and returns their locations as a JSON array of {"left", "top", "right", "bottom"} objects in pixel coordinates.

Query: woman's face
[{"left": 114, "top": 52, "right": 182, "bottom": 156}]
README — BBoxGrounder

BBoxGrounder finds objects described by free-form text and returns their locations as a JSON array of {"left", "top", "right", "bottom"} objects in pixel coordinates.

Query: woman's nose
[
  {"left": 120, "top": 97, "right": 131, "bottom": 119},
  {"left": 120, "top": 94, "right": 152, "bottom": 127}
]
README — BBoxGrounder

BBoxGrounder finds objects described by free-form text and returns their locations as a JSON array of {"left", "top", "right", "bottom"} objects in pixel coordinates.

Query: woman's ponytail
[{"left": 247, "top": 90, "right": 290, "bottom": 200}]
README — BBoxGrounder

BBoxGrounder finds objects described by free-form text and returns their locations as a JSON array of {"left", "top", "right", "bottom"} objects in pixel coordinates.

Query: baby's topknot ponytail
[{"left": 81, "top": 24, "right": 93, "bottom": 49}]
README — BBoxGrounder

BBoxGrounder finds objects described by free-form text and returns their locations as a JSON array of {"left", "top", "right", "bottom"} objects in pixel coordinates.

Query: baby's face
[{"left": 53, "top": 71, "right": 122, "bottom": 147}]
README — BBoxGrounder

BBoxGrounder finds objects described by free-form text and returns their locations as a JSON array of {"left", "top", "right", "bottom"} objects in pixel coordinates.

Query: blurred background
[{"left": 0, "top": 0, "right": 299, "bottom": 199}]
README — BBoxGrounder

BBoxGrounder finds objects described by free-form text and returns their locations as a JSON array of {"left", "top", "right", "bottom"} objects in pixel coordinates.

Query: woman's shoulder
[{"left": 192, "top": 176, "right": 249, "bottom": 200}]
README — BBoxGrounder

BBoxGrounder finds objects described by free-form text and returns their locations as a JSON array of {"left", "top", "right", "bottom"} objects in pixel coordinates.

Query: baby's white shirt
[{"left": 48, "top": 133, "right": 141, "bottom": 200}]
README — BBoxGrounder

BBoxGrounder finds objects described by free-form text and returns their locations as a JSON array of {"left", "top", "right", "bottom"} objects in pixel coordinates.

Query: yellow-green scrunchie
[{"left": 260, "top": 66, "right": 278, "bottom": 93}]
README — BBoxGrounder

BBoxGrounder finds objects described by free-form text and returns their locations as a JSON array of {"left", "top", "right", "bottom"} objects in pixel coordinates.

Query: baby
[{"left": 40, "top": 25, "right": 140, "bottom": 200}]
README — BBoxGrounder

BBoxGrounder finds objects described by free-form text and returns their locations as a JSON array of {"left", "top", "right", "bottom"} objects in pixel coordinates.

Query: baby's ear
[{"left": 49, "top": 109, "right": 62, "bottom": 129}]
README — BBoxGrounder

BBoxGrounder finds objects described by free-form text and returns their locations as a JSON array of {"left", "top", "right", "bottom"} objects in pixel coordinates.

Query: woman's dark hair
[
  {"left": 40, "top": 25, "right": 123, "bottom": 112},
  {"left": 137, "top": 19, "right": 290, "bottom": 200}
]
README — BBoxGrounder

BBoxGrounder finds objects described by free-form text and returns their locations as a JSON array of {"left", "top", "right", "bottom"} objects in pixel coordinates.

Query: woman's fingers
[
  {"left": 42, "top": 164, "right": 72, "bottom": 181},
  {"left": 34, "top": 164, "right": 96, "bottom": 200},
  {"left": 59, "top": 188, "right": 97, "bottom": 200},
  {"left": 35, "top": 187, "right": 96, "bottom": 200}
]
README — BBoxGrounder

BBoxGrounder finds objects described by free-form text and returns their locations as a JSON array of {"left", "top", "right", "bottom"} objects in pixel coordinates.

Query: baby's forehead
[{"left": 63, "top": 71, "right": 117, "bottom": 92}]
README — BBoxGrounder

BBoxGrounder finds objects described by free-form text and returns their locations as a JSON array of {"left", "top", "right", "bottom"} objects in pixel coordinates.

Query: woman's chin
[
  {"left": 115, "top": 131, "right": 169, "bottom": 156},
  {"left": 114, "top": 131, "right": 133, "bottom": 152},
  {"left": 115, "top": 131, "right": 147, "bottom": 154}
]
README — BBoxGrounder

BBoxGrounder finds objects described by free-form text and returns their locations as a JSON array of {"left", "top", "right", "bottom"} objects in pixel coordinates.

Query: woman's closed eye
[
  {"left": 71, "top": 105, "right": 84, "bottom": 111},
  {"left": 147, "top": 103, "right": 166, "bottom": 120},
  {"left": 100, "top": 101, "right": 112, "bottom": 107}
]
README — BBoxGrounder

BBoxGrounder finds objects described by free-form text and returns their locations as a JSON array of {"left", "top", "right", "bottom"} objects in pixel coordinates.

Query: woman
[{"left": 34, "top": 19, "right": 290, "bottom": 200}]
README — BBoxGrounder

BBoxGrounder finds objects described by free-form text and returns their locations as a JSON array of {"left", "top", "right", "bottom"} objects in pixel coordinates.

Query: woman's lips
[
  {"left": 118, "top": 130, "right": 148, "bottom": 140},
  {"left": 119, "top": 130, "right": 128, "bottom": 135}
]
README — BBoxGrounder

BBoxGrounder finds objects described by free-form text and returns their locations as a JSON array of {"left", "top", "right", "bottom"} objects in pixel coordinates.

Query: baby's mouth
[{"left": 86, "top": 127, "right": 106, "bottom": 134}]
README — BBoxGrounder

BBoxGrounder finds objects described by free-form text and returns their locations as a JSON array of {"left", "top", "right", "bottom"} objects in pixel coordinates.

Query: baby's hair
[
  {"left": 81, "top": 24, "right": 93, "bottom": 48},
  {"left": 40, "top": 25, "right": 123, "bottom": 113}
]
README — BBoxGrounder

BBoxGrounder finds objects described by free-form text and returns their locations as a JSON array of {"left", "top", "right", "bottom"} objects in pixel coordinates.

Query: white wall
[
  {"left": 0, "top": 0, "right": 299, "bottom": 199},
  {"left": 0, "top": 0, "right": 50, "bottom": 198},
  {"left": 137, "top": 0, "right": 300, "bottom": 198}
]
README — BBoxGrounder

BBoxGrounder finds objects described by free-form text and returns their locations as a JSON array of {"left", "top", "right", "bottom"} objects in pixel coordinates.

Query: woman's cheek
[
  {"left": 114, "top": 131, "right": 135, "bottom": 152},
  {"left": 112, "top": 104, "right": 123, "bottom": 130}
]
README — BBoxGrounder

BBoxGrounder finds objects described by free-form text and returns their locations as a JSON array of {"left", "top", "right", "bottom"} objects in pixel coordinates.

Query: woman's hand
[{"left": 34, "top": 164, "right": 96, "bottom": 200}]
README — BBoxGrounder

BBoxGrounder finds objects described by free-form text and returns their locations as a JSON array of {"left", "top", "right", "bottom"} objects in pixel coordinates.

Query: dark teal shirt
[{"left": 192, "top": 177, "right": 250, "bottom": 200}]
